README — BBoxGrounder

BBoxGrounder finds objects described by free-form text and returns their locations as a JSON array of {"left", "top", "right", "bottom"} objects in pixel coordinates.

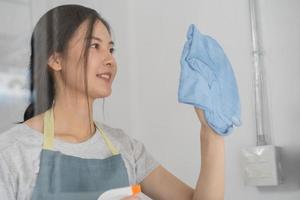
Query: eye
[
  {"left": 110, "top": 48, "right": 115, "bottom": 54},
  {"left": 90, "top": 43, "right": 99, "bottom": 49}
]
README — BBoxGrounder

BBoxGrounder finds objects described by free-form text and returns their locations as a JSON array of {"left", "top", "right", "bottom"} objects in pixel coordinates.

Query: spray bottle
[{"left": 97, "top": 184, "right": 141, "bottom": 200}]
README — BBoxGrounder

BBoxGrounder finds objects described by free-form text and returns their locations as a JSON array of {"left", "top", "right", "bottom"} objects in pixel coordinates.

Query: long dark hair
[{"left": 17, "top": 4, "right": 111, "bottom": 126}]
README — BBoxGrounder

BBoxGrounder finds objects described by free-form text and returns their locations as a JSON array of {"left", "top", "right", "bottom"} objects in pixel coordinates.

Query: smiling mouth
[{"left": 96, "top": 73, "right": 111, "bottom": 82}]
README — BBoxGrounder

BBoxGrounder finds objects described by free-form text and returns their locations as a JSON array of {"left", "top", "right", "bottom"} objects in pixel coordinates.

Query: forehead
[
  {"left": 69, "top": 19, "right": 112, "bottom": 47},
  {"left": 90, "top": 20, "right": 111, "bottom": 41}
]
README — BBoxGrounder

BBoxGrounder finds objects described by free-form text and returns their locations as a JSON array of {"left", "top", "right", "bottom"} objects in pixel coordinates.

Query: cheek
[
  {"left": 63, "top": 66, "right": 85, "bottom": 90},
  {"left": 61, "top": 56, "right": 86, "bottom": 89},
  {"left": 86, "top": 60, "right": 99, "bottom": 80},
  {"left": 62, "top": 51, "right": 84, "bottom": 82}
]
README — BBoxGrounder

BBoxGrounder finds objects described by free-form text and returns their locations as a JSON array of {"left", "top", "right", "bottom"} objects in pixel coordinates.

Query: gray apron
[{"left": 31, "top": 106, "right": 130, "bottom": 200}]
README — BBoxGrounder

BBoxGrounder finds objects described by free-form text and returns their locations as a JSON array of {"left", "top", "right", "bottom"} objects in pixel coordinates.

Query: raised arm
[
  {"left": 141, "top": 108, "right": 225, "bottom": 200},
  {"left": 192, "top": 107, "right": 225, "bottom": 200}
]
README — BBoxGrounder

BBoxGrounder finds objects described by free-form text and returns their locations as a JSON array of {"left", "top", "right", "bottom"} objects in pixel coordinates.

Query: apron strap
[
  {"left": 94, "top": 121, "right": 119, "bottom": 155},
  {"left": 43, "top": 107, "right": 54, "bottom": 150},
  {"left": 42, "top": 107, "right": 119, "bottom": 155}
]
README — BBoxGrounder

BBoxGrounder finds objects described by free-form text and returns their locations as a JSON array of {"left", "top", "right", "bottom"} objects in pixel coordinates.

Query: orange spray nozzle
[{"left": 131, "top": 184, "right": 141, "bottom": 195}]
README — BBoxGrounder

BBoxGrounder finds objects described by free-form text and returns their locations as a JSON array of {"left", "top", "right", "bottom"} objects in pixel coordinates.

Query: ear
[{"left": 48, "top": 52, "right": 63, "bottom": 71}]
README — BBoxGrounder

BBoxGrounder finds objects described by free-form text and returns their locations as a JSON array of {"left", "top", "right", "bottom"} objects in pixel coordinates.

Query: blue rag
[{"left": 178, "top": 24, "right": 241, "bottom": 136}]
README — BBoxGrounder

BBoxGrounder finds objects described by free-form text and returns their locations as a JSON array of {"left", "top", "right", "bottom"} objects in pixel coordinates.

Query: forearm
[{"left": 192, "top": 124, "right": 225, "bottom": 200}]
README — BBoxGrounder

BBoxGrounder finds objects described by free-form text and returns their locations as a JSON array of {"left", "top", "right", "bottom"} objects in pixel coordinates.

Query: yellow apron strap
[
  {"left": 42, "top": 106, "right": 118, "bottom": 155},
  {"left": 43, "top": 107, "right": 54, "bottom": 150},
  {"left": 94, "top": 121, "right": 119, "bottom": 155}
]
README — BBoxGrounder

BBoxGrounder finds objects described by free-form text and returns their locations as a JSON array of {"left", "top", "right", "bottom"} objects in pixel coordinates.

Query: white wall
[{"left": 0, "top": 0, "right": 299, "bottom": 199}]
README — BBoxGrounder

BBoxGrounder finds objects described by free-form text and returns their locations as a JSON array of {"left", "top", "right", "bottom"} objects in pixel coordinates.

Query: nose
[{"left": 103, "top": 50, "right": 115, "bottom": 67}]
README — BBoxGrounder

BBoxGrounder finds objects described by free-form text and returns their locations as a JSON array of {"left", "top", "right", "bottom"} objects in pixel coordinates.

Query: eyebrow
[{"left": 89, "top": 36, "right": 114, "bottom": 46}]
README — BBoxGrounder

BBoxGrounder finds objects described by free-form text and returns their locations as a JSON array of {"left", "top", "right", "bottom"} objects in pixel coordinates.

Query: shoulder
[
  {"left": 96, "top": 121, "right": 146, "bottom": 154},
  {"left": 0, "top": 123, "right": 42, "bottom": 170},
  {"left": 0, "top": 124, "right": 22, "bottom": 152},
  {"left": 96, "top": 121, "right": 135, "bottom": 148},
  {"left": 0, "top": 112, "right": 44, "bottom": 153},
  {"left": 0, "top": 123, "right": 42, "bottom": 151}
]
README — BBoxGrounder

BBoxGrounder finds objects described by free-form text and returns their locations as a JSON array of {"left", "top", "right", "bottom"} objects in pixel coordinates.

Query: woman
[{"left": 0, "top": 4, "right": 224, "bottom": 200}]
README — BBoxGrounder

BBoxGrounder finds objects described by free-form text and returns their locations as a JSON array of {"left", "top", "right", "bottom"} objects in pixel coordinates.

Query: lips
[{"left": 96, "top": 72, "right": 112, "bottom": 82}]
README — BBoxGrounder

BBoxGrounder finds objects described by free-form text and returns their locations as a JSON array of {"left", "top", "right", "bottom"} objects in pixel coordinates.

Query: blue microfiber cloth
[{"left": 178, "top": 24, "right": 241, "bottom": 136}]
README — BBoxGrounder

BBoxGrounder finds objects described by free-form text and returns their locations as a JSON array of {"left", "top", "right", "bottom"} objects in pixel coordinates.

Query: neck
[{"left": 52, "top": 92, "right": 96, "bottom": 141}]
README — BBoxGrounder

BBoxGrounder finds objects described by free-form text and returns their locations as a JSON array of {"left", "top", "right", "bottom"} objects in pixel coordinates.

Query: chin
[{"left": 96, "top": 89, "right": 112, "bottom": 98}]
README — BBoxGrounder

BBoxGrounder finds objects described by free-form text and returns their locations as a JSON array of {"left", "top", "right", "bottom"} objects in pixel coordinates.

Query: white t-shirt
[{"left": 0, "top": 122, "right": 160, "bottom": 200}]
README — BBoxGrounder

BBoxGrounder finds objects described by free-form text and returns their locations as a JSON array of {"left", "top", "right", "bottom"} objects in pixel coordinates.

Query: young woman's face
[{"left": 59, "top": 19, "right": 117, "bottom": 100}]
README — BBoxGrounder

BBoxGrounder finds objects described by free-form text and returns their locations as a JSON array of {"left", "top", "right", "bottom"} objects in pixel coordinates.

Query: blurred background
[{"left": 0, "top": 0, "right": 299, "bottom": 199}]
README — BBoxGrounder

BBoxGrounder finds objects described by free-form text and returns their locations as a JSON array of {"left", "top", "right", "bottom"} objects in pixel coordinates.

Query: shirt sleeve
[
  {"left": 0, "top": 154, "right": 16, "bottom": 200},
  {"left": 130, "top": 137, "right": 160, "bottom": 184}
]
